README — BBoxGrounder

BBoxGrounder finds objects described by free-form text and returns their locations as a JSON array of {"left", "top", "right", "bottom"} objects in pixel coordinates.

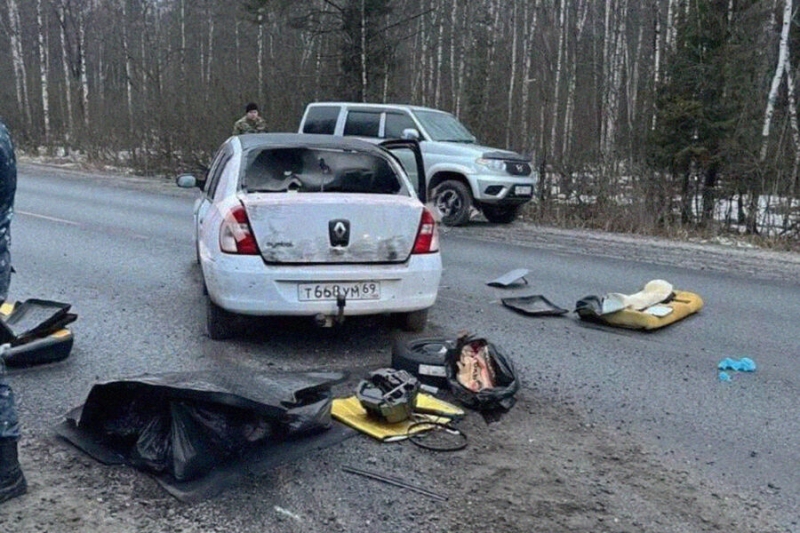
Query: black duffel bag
[{"left": 445, "top": 335, "right": 519, "bottom": 412}]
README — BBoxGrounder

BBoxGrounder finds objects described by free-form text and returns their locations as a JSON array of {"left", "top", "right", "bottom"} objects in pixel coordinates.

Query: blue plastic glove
[{"left": 718, "top": 357, "right": 757, "bottom": 372}]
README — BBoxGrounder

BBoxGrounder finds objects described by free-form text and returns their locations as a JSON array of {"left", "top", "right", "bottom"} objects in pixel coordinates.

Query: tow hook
[
  {"left": 336, "top": 295, "right": 346, "bottom": 325},
  {"left": 313, "top": 295, "right": 347, "bottom": 328}
]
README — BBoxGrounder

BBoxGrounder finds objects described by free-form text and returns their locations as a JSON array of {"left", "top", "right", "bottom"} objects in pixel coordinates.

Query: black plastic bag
[
  {"left": 445, "top": 335, "right": 519, "bottom": 412},
  {"left": 130, "top": 412, "right": 171, "bottom": 473}
]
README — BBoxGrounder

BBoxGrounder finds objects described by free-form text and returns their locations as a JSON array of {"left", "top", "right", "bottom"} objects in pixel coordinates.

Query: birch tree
[
  {"left": 759, "top": 0, "right": 792, "bottom": 161},
  {"left": 37, "top": 0, "right": 51, "bottom": 141},
  {"left": 6, "top": 0, "right": 31, "bottom": 128}
]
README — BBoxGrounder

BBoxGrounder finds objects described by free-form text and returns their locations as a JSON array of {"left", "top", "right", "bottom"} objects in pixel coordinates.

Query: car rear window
[
  {"left": 301, "top": 106, "right": 339, "bottom": 134},
  {"left": 242, "top": 147, "right": 403, "bottom": 195}
]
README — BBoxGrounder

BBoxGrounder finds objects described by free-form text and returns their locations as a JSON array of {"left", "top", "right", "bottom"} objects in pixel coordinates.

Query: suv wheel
[
  {"left": 482, "top": 204, "right": 521, "bottom": 224},
  {"left": 433, "top": 180, "right": 472, "bottom": 226},
  {"left": 206, "top": 297, "right": 237, "bottom": 340}
]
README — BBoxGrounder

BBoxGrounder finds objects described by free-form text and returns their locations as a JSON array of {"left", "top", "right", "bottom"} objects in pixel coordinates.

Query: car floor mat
[
  {"left": 501, "top": 294, "right": 569, "bottom": 316},
  {"left": 487, "top": 268, "right": 530, "bottom": 287},
  {"left": 0, "top": 299, "right": 74, "bottom": 344}
]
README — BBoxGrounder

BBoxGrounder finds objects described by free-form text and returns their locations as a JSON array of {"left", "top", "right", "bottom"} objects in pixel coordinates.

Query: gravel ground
[{"left": 2, "top": 217, "right": 796, "bottom": 532}]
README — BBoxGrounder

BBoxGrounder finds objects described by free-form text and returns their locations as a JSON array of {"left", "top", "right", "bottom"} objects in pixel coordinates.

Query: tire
[
  {"left": 396, "top": 308, "right": 429, "bottom": 332},
  {"left": 482, "top": 204, "right": 521, "bottom": 224},
  {"left": 206, "top": 297, "right": 237, "bottom": 340},
  {"left": 433, "top": 180, "right": 472, "bottom": 226},
  {"left": 391, "top": 337, "right": 454, "bottom": 388}
]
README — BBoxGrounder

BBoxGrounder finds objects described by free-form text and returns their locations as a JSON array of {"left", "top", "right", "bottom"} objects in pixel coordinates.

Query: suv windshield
[
  {"left": 413, "top": 110, "right": 476, "bottom": 143},
  {"left": 242, "top": 147, "right": 405, "bottom": 195}
]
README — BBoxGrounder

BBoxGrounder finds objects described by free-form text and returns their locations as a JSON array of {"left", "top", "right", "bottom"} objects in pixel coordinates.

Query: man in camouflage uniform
[
  {"left": 232, "top": 102, "right": 268, "bottom": 135},
  {"left": 0, "top": 118, "right": 25, "bottom": 504}
]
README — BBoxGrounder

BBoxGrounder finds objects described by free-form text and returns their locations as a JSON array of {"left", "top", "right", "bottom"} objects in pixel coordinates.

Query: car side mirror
[
  {"left": 176, "top": 174, "right": 199, "bottom": 189},
  {"left": 401, "top": 128, "right": 420, "bottom": 141}
]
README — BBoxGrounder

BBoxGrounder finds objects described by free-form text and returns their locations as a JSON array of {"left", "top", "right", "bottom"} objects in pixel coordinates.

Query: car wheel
[
  {"left": 433, "top": 180, "right": 472, "bottom": 226},
  {"left": 396, "top": 308, "right": 429, "bottom": 332},
  {"left": 206, "top": 297, "right": 236, "bottom": 340},
  {"left": 482, "top": 204, "right": 521, "bottom": 224},
  {"left": 391, "top": 337, "right": 453, "bottom": 388}
]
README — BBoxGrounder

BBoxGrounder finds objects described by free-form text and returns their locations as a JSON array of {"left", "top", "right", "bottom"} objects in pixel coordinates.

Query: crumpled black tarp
[{"left": 57, "top": 369, "right": 351, "bottom": 500}]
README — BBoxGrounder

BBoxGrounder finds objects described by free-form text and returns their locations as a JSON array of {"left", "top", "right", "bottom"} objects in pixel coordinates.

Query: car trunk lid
[{"left": 241, "top": 193, "right": 423, "bottom": 264}]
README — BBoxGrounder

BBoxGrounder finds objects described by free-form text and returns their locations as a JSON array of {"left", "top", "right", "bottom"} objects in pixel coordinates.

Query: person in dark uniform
[{"left": 0, "top": 118, "right": 25, "bottom": 504}]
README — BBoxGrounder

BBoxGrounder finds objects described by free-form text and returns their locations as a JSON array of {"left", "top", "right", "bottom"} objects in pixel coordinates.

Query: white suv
[{"left": 298, "top": 102, "right": 537, "bottom": 226}]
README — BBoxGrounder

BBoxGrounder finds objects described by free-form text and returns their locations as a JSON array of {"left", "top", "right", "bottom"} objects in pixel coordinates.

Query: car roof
[
  {"left": 306, "top": 102, "right": 450, "bottom": 115},
  {"left": 235, "top": 132, "right": 391, "bottom": 155}
]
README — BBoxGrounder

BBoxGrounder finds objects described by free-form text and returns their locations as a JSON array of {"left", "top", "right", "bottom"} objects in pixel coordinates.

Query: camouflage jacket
[
  {"left": 232, "top": 115, "right": 268, "bottom": 135},
  {"left": 0, "top": 120, "right": 16, "bottom": 301}
]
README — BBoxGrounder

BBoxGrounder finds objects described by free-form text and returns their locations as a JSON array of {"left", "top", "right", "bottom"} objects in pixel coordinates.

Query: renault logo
[{"left": 329, "top": 219, "right": 350, "bottom": 246}]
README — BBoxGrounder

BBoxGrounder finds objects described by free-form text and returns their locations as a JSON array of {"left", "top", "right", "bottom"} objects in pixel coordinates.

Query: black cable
[{"left": 406, "top": 420, "right": 467, "bottom": 452}]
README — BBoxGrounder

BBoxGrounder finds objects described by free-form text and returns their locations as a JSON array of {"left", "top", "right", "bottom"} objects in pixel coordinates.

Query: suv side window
[
  {"left": 302, "top": 105, "right": 339, "bottom": 134},
  {"left": 384, "top": 112, "right": 418, "bottom": 139},
  {"left": 205, "top": 146, "right": 232, "bottom": 200},
  {"left": 343, "top": 111, "right": 381, "bottom": 137}
]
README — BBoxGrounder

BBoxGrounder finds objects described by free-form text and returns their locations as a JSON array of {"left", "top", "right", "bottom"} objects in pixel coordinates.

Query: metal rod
[{"left": 341, "top": 465, "right": 448, "bottom": 502}]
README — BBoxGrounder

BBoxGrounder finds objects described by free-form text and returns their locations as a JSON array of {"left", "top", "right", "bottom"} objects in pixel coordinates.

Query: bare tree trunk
[
  {"left": 180, "top": 0, "right": 186, "bottom": 87},
  {"left": 651, "top": 0, "right": 662, "bottom": 129},
  {"left": 417, "top": 8, "right": 428, "bottom": 105},
  {"left": 549, "top": 0, "right": 567, "bottom": 160},
  {"left": 454, "top": 4, "right": 468, "bottom": 116},
  {"left": 57, "top": 2, "right": 74, "bottom": 145},
  {"left": 449, "top": 0, "right": 459, "bottom": 109},
  {"left": 521, "top": 0, "right": 539, "bottom": 156},
  {"left": 626, "top": 1, "right": 645, "bottom": 160},
  {"left": 434, "top": 0, "right": 444, "bottom": 108},
  {"left": 760, "top": 0, "right": 792, "bottom": 160},
  {"left": 563, "top": 0, "right": 589, "bottom": 158},
  {"left": 235, "top": 20, "right": 242, "bottom": 94},
  {"left": 481, "top": 0, "right": 501, "bottom": 118},
  {"left": 77, "top": 6, "right": 90, "bottom": 130},
  {"left": 360, "top": 0, "right": 367, "bottom": 101},
  {"left": 258, "top": 12, "right": 265, "bottom": 105},
  {"left": 205, "top": 1, "right": 215, "bottom": 92},
  {"left": 6, "top": 0, "right": 31, "bottom": 129},
  {"left": 37, "top": 0, "right": 51, "bottom": 142},
  {"left": 121, "top": 0, "right": 134, "bottom": 128},
  {"left": 505, "top": 0, "right": 519, "bottom": 148}
]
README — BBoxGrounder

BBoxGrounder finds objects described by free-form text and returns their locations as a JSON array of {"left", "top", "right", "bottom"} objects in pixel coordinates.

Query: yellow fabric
[
  {"left": 598, "top": 290, "right": 703, "bottom": 330},
  {"left": 332, "top": 393, "right": 464, "bottom": 441}
]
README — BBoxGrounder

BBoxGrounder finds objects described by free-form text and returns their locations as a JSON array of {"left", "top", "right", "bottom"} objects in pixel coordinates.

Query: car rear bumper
[{"left": 203, "top": 253, "right": 442, "bottom": 316}]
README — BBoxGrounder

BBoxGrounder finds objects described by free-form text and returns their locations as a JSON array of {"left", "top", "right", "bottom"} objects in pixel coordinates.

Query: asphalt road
[{"left": 8, "top": 163, "right": 800, "bottom": 527}]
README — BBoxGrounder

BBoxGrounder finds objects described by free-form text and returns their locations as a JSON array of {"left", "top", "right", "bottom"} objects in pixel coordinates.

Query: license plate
[
  {"left": 515, "top": 185, "right": 532, "bottom": 196},
  {"left": 298, "top": 282, "right": 381, "bottom": 301}
]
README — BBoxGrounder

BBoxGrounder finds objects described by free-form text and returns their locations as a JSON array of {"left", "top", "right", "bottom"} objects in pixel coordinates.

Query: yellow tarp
[
  {"left": 332, "top": 393, "right": 464, "bottom": 442},
  {"left": 598, "top": 290, "right": 703, "bottom": 331}
]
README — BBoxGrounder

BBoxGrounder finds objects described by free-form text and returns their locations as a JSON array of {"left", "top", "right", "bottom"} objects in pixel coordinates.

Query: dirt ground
[
  {"left": 0, "top": 387, "right": 786, "bottom": 533},
  {"left": 2, "top": 209, "right": 798, "bottom": 532}
]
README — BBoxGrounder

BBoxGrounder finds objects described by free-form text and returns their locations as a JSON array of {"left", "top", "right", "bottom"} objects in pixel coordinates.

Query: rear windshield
[{"left": 242, "top": 147, "right": 406, "bottom": 195}]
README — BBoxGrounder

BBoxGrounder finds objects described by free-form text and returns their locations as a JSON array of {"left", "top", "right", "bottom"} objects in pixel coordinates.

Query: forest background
[{"left": 1, "top": 0, "right": 799, "bottom": 247}]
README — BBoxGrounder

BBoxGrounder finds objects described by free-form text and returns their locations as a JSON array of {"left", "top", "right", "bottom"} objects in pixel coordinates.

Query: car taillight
[
  {"left": 219, "top": 205, "right": 258, "bottom": 255},
  {"left": 412, "top": 208, "right": 439, "bottom": 254}
]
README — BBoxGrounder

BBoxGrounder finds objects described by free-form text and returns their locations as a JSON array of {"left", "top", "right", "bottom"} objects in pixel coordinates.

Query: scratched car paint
[{"left": 177, "top": 133, "right": 442, "bottom": 339}]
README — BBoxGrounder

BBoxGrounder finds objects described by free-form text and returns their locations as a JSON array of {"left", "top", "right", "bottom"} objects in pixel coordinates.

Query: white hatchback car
[{"left": 177, "top": 133, "right": 442, "bottom": 339}]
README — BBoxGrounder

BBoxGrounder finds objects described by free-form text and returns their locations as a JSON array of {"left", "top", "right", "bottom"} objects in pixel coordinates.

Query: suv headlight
[{"left": 475, "top": 158, "right": 506, "bottom": 172}]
